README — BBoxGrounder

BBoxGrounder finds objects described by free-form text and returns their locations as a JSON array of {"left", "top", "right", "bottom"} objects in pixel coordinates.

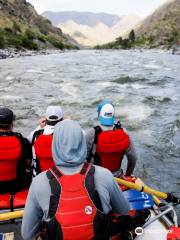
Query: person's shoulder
[
  {"left": 93, "top": 165, "right": 114, "bottom": 182},
  {"left": 11, "top": 131, "right": 27, "bottom": 141},
  {"left": 31, "top": 171, "right": 49, "bottom": 192},
  {"left": 94, "top": 165, "right": 112, "bottom": 174},
  {"left": 85, "top": 127, "right": 95, "bottom": 134},
  {"left": 32, "top": 171, "right": 48, "bottom": 184}
]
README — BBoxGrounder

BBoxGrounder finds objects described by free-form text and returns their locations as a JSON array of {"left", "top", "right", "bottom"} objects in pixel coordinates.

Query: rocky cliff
[{"left": 0, "top": 0, "right": 77, "bottom": 50}]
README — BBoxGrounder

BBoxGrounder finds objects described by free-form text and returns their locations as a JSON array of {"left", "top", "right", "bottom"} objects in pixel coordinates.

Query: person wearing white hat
[
  {"left": 28, "top": 106, "right": 64, "bottom": 176},
  {"left": 86, "top": 100, "right": 137, "bottom": 177}
]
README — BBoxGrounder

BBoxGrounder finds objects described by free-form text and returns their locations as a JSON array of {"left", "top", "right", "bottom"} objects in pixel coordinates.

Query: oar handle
[
  {"left": 0, "top": 210, "right": 24, "bottom": 221},
  {"left": 115, "top": 178, "right": 180, "bottom": 204}
]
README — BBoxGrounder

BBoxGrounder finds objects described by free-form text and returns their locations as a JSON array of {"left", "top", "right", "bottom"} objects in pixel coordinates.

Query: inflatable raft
[{"left": 0, "top": 177, "right": 179, "bottom": 240}]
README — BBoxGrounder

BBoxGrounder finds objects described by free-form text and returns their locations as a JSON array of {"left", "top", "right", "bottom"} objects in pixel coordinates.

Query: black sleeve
[
  {"left": 20, "top": 136, "right": 32, "bottom": 160},
  {"left": 16, "top": 135, "right": 32, "bottom": 188}
]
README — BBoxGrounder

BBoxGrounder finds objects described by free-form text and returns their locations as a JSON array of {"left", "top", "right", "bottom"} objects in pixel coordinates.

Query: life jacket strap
[{"left": 31, "top": 129, "right": 44, "bottom": 146}]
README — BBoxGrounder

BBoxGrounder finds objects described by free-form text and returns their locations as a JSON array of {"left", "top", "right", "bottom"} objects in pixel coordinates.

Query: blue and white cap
[{"left": 99, "top": 103, "right": 115, "bottom": 126}]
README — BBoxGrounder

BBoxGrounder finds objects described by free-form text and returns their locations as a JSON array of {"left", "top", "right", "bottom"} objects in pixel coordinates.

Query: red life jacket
[
  {"left": 33, "top": 131, "right": 55, "bottom": 172},
  {"left": 45, "top": 162, "right": 109, "bottom": 240},
  {"left": 0, "top": 134, "right": 21, "bottom": 181},
  {"left": 95, "top": 127, "right": 130, "bottom": 172}
]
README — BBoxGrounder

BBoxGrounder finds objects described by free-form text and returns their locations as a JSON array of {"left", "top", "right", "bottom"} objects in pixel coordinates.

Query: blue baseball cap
[
  {"left": 97, "top": 99, "right": 112, "bottom": 115},
  {"left": 98, "top": 103, "right": 115, "bottom": 126}
]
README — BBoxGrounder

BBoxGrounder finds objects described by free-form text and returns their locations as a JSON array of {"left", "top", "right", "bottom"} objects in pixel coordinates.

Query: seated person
[
  {"left": 28, "top": 106, "right": 64, "bottom": 176},
  {"left": 0, "top": 108, "right": 32, "bottom": 194},
  {"left": 22, "top": 120, "right": 131, "bottom": 240},
  {"left": 86, "top": 100, "right": 138, "bottom": 177}
]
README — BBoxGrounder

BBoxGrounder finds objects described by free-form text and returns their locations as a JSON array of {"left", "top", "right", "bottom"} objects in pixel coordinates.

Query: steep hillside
[
  {"left": 112, "top": 14, "right": 142, "bottom": 37},
  {"left": 42, "top": 11, "right": 142, "bottom": 47},
  {"left": 136, "top": 0, "right": 180, "bottom": 47},
  {"left": 0, "top": 0, "right": 77, "bottom": 50}
]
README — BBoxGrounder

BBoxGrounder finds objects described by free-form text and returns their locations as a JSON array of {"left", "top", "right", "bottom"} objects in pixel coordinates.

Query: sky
[{"left": 28, "top": 0, "right": 170, "bottom": 17}]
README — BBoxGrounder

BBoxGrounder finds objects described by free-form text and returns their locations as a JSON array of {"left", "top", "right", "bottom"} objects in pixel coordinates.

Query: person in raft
[
  {"left": 21, "top": 120, "right": 137, "bottom": 240},
  {"left": 0, "top": 108, "right": 32, "bottom": 194},
  {"left": 85, "top": 100, "right": 138, "bottom": 177},
  {"left": 28, "top": 106, "right": 64, "bottom": 176}
]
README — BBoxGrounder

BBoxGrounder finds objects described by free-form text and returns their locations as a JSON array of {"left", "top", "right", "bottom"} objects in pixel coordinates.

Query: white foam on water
[
  {"left": 143, "top": 64, "right": 161, "bottom": 69},
  {"left": 130, "top": 83, "right": 148, "bottom": 90},
  {"left": 116, "top": 104, "right": 153, "bottom": 123},
  {"left": 61, "top": 83, "right": 80, "bottom": 100},
  {"left": 6, "top": 75, "right": 14, "bottom": 81},
  {"left": 26, "top": 69, "right": 44, "bottom": 74},
  {"left": 98, "top": 82, "right": 112, "bottom": 88},
  {"left": 0, "top": 95, "right": 24, "bottom": 101}
]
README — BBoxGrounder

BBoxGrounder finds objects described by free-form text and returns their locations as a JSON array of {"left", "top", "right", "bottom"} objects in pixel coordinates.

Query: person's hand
[{"left": 39, "top": 117, "right": 46, "bottom": 128}]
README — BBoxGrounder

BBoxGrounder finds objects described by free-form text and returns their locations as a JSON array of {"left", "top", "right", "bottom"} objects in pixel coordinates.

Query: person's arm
[
  {"left": 85, "top": 128, "right": 95, "bottom": 159},
  {"left": 21, "top": 137, "right": 32, "bottom": 170},
  {"left": 28, "top": 125, "right": 43, "bottom": 144},
  {"left": 125, "top": 140, "right": 138, "bottom": 176},
  {"left": 94, "top": 166, "right": 130, "bottom": 215},
  {"left": 21, "top": 180, "right": 43, "bottom": 240},
  {"left": 107, "top": 174, "right": 130, "bottom": 214}
]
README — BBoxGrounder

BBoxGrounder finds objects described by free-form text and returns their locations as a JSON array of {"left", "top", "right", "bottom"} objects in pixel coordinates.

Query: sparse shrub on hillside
[
  {"left": 0, "top": 29, "right": 5, "bottom": 48},
  {"left": 129, "top": 29, "right": 135, "bottom": 43},
  {"left": 12, "top": 21, "right": 21, "bottom": 34},
  {"left": 47, "top": 36, "right": 64, "bottom": 50}
]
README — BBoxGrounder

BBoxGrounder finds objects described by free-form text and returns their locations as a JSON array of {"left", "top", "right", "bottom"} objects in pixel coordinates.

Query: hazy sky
[{"left": 28, "top": 0, "right": 169, "bottom": 16}]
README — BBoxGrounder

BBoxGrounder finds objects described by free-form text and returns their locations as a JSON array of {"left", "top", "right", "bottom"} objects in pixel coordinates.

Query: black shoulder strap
[
  {"left": 94, "top": 126, "right": 102, "bottom": 144},
  {"left": 0, "top": 131, "right": 21, "bottom": 138},
  {"left": 85, "top": 164, "right": 103, "bottom": 212},
  {"left": 31, "top": 129, "right": 44, "bottom": 145},
  {"left": 51, "top": 166, "right": 63, "bottom": 178},
  {"left": 46, "top": 169, "right": 61, "bottom": 218},
  {"left": 87, "top": 126, "right": 102, "bottom": 163},
  {"left": 113, "top": 121, "right": 123, "bottom": 130},
  {"left": 80, "top": 161, "right": 90, "bottom": 175}
]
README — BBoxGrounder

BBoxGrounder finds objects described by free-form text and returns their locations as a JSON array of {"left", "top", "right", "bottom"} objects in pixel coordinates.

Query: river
[{"left": 0, "top": 49, "right": 180, "bottom": 214}]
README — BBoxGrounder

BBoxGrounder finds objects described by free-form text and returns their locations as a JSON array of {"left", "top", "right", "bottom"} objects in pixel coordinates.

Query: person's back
[
  {"left": 22, "top": 120, "right": 130, "bottom": 240},
  {"left": 86, "top": 100, "right": 137, "bottom": 177},
  {"left": 0, "top": 108, "right": 32, "bottom": 194},
  {"left": 29, "top": 106, "right": 64, "bottom": 175}
]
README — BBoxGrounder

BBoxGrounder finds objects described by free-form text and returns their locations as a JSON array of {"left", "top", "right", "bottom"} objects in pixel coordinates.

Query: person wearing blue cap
[{"left": 86, "top": 100, "right": 137, "bottom": 177}]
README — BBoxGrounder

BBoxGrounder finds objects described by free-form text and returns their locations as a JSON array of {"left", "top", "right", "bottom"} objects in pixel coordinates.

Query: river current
[{"left": 0, "top": 49, "right": 180, "bottom": 211}]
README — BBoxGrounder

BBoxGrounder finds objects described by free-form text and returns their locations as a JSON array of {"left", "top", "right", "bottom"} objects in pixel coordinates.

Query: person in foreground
[
  {"left": 0, "top": 108, "right": 32, "bottom": 194},
  {"left": 28, "top": 106, "right": 64, "bottom": 176},
  {"left": 86, "top": 100, "right": 138, "bottom": 177},
  {"left": 21, "top": 120, "right": 132, "bottom": 240}
]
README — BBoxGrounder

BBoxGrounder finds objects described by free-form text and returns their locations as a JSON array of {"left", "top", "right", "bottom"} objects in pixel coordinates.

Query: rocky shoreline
[
  {"left": 0, "top": 48, "right": 67, "bottom": 59},
  {"left": 0, "top": 45, "right": 179, "bottom": 60}
]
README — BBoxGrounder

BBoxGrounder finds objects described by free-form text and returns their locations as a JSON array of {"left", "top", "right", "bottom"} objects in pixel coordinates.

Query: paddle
[
  {"left": 123, "top": 190, "right": 154, "bottom": 210},
  {"left": 115, "top": 177, "right": 180, "bottom": 205},
  {"left": 0, "top": 210, "right": 23, "bottom": 221},
  {"left": 0, "top": 190, "right": 153, "bottom": 221}
]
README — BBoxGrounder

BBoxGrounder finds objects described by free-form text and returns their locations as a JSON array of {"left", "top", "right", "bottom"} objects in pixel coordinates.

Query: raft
[{"left": 0, "top": 177, "right": 179, "bottom": 240}]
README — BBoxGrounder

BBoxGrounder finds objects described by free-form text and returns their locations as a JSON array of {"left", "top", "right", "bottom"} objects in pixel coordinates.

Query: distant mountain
[
  {"left": 0, "top": 0, "right": 77, "bottom": 50},
  {"left": 136, "top": 0, "right": 180, "bottom": 47},
  {"left": 42, "top": 11, "right": 121, "bottom": 27},
  {"left": 59, "top": 20, "right": 116, "bottom": 46},
  {"left": 42, "top": 11, "right": 142, "bottom": 47}
]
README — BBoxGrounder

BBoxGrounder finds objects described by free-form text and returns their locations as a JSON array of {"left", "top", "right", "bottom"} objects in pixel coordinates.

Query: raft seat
[{"left": 0, "top": 189, "right": 28, "bottom": 210}]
